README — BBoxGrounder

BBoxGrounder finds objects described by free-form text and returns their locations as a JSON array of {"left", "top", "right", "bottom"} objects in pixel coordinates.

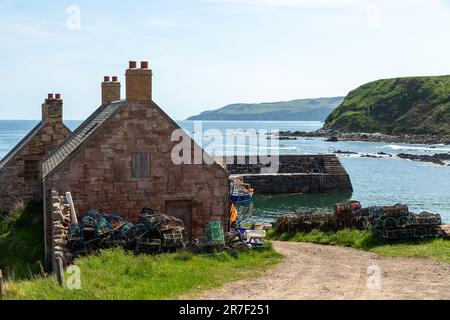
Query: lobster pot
[
  {"left": 335, "top": 201, "right": 361, "bottom": 215},
  {"left": 273, "top": 213, "right": 331, "bottom": 233},
  {"left": 380, "top": 205, "right": 409, "bottom": 217},
  {"left": 413, "top": 226, "right": 429, "bottom": 238},
  {"left": 381, "top": 228, "right": 414, "bottom": 240},
  {"left": 413, "top": 212, "right": 442, "bottom": 226},
  {"left": 381, "top": 225, "right": 444, "bottom": 240},
  {"left": 413, "top": 225, "right": 443, "bottom": 239},
  {"left": 136, "top": 238, "right": 162, "bottom": 254},
  {"left": 162, "top": 228, "right": 184, "bottom": 248},
  {"left": 378, "top": 214, "right": 411, "bottom": 229},
  {"left": 205, "top": 221, "right": 225, "bottom": 245},
  {"left": 428, "top": 226, "right": 445, "bottom": 237}
]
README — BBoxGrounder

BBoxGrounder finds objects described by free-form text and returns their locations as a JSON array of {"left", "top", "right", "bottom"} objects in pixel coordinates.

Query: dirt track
[{"left": 200, "top": 242, "right": 450, "bottom": 300}]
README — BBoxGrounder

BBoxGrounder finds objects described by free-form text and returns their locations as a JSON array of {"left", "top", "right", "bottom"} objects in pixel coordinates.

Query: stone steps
[{"left": 323, "top": 157, "right": 347, "bottom": 175}]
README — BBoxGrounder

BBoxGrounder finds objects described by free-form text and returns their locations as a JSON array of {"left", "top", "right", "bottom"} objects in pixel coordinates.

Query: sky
[{"left": 0, "top": 0, "right": 450, "bottom": 120}]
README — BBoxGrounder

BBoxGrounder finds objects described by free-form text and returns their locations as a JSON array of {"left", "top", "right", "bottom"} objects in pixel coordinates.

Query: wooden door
[{"left": 165, "top": 200, "right": 192, "bottom": 240}]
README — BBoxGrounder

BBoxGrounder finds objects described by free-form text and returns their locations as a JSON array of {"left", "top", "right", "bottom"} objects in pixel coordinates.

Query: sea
[{"left": 1, "top": 120, "right": 449, "bottom": 223}]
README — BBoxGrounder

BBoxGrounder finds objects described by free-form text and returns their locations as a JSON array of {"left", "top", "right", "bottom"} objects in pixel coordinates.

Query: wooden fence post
[
  {"left": 56, "top": 258, "right": 65, "bottom": 287},
  {"left": 0, "top": 269, "right": 5, "bottom": 297}
]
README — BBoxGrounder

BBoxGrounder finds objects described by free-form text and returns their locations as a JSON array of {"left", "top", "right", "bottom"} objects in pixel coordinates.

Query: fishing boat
[{"left": 230, "top": 178, "right": 254, "bottom": 203}]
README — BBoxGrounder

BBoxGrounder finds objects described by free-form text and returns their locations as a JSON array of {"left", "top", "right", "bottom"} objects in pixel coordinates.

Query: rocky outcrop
[
  {"left": 397, "top": 153, "right": 450, "bottom": 166},
  {"left": 274, "top": 130, "right": 450, "bottom": 145}
]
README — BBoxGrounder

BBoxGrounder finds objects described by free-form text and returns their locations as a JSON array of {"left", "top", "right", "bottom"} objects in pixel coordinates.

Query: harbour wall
[{"left": 217, "top": 155, "right": 353, "bottom": 195}]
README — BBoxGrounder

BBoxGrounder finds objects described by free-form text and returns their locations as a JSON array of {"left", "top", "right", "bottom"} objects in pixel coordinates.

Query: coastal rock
[
  {"left": 397, "top": 153, "right": 450, "bottom": 166},
  {"left": 306, "top": 129, "right": 450, "bottom": 145}
]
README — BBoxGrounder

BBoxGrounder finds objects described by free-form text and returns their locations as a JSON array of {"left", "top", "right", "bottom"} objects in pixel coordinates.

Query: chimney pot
[
  {"left": 126, "top": 60, "right": 152, "bottom": 102},
  {"left": 140, "top": 61, "right": 149, "bottom": 69},
  {"left": 42, "top": 93, "right": 63, "bottom": 123},
  {"left": 104, "top": 76, "right": 110, "bottom": 82},
  {"left": 101, "top": 75, "right": 121, "bottom": 105}
]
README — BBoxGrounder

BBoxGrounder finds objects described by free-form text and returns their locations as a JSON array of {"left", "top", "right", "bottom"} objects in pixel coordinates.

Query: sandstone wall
[{"left": 0, "top": 122, "right": 70, "bottom": 211}]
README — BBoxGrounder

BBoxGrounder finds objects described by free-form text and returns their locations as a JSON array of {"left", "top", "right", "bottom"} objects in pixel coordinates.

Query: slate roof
[
  {"left": 0, "top": 121, "right": 46, "bottom": 172},
  {"left": 43, "top": 100, "right": 126, "bottom": 177}
]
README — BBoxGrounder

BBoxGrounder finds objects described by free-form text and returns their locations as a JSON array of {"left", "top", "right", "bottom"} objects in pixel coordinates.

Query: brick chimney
[
  {"left": 125, "top": 61, "right": 152, "bottom": 102},
  {"left": 42, "top": 94, "right": 63, "bottom": 124},
  {"left": 101, "top": 76, "right": 121, "bottom": 105}
]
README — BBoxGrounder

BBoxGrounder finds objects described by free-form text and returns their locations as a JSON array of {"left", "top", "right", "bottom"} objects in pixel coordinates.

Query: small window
[
  {"left": 131, "top": 153, "right": 150, "bottom": 178},
  {"left": 24, "top": 160, "right": 40, "bottom": 181}
]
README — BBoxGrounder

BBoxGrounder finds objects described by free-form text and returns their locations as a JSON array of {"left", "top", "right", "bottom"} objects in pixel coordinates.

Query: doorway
[{"left": 165, "top": 200, "right": 192, "bottom": 240}]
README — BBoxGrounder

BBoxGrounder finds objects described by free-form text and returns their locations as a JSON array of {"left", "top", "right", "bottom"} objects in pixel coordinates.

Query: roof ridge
[
  {"left": 0, "top": 121, "right": 45, "bottom": 171},
  {"left": 43, "top": 104, "right": 110, "bottom": 162}
]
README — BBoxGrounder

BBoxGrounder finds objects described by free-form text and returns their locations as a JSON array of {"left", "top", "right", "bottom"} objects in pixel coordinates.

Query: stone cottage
[
  {"left": 42, "top": 61, "right": 230, "bottom": 260},
  {"left": 0, "top": 95, "right": 71, "bottom": 210}
]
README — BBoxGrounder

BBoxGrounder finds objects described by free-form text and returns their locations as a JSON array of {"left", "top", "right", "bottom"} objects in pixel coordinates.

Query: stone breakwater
[
  {"left": 273, "top": 129, "right": 450, "bottom": 145},
  {"left": 218, "top": 155, "right": 353, "bottom": 195}
]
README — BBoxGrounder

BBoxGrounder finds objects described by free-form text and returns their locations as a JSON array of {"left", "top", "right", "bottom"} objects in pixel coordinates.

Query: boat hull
[{"left": 230, "top": 193, "right": 253, "bottom": 203}]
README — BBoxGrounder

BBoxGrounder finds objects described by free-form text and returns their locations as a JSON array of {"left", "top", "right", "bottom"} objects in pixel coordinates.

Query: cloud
[{"left": 204, "top": 0, "right": 353, "bottom": 8}]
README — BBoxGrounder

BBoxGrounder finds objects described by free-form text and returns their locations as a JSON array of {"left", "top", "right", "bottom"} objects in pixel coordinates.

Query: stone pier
[{"left": 217, "top": 155, "right": 353, "bottom": 194}]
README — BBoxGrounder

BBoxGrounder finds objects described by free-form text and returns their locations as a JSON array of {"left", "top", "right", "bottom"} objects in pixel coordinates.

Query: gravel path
[{"left": 200, "top": 241, "right": 450, "bottom": 300}]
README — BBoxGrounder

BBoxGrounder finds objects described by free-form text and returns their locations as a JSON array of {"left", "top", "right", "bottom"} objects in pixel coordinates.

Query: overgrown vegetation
[
  {"left": 0, "top": 202, "right": 45, "bottom": 279},
  {"left": 325, "top": 75, "right": 450, "bottom": 136},
  {"left": 4, "top": 244, "right": 283, "bottom": 300},
  {"left": 267, "top": 228, "right": 450, "bottom": 264}
]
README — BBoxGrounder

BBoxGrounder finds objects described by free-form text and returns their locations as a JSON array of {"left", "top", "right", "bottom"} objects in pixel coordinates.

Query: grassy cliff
[
  {"left": 188, "top": 97, "right": 344, "bottom": 121},
  {"left": 324, "top": 76, "right": 450, "bottom": 136}
]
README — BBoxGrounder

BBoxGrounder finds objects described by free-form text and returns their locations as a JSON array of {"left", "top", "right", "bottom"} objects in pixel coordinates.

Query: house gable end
[
  {"left": 43, "top": 101, "right": 126, "bottom": 178},
  {"left": 0, "top": 121, "right": 45, "bottom": 172}
]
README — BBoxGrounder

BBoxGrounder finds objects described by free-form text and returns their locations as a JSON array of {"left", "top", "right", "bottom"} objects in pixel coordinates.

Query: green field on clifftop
[
  {"left": 188, "top": 97, "right": 344, "bottom": 121},
  {"left": 324, "top": 75, "right": 450, "bottom": 136}
]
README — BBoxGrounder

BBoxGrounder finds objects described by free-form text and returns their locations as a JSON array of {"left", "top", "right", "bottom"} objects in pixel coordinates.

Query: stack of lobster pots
[
  {"left": 67, "top": 208, "right": 186, "bottom": 256},
  {"left": 351, "top": 204, "right": 444, "bottom": 240},
  {"left": 334, "top": 201, "right": 367, "bottom": 230}
]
